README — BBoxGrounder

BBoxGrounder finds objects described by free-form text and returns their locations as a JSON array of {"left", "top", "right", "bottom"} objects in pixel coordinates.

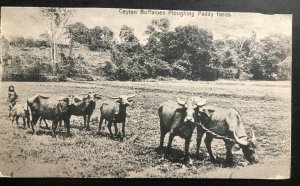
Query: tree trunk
[
  {"left": 54, "top": 42, "right": 57, "bottom": 75},
  {"left": 51, "top": 42, "right": 55, "bottom": 75},
  {"left": 50, "top": 21, "right": 55, "bottom": 75},
  {"left": 69, "top": 38, "right": 74, "bottom": 57}
]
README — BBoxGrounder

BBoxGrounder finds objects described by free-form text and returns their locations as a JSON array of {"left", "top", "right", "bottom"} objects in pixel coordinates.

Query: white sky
[{"left": 1, "top": 7, "right": 292, "bottom": 44}]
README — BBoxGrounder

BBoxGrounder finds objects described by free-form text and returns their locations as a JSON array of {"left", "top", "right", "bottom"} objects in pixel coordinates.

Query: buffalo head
[
  {"left": 234, "top": 129, "right": 259, "bottom": 164},
  {"left": 108, "top": 92, "right": 136, "bottom": 106},
  {"left": 176, "top": 97, "right": 207, "bottom": 123},
  {"left": 57, "top": 95, "right": 80, "bottom": 113},
  {"left": 82, "top": 92, "right": 102, "bottom": 102}
]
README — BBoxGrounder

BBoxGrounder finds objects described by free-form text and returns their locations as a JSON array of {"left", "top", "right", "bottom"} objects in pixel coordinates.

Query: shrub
[
  {"left": 145, "top": 59, "right": 172, "bottom": 78},
  {"left": 100, "top": 61, "right": 116, "bottom": 78},
  {"left": 1, "top": 54, "right": 49, "bottom": 81},
  {"left": 9, "top": 36, "right": 25, "bottom": 47},
  {"left": 238, "top": 71, "right": 253, "bottom": 80},
  {"left": 24, "top": 38, "right": 35, "bottom": 47},
  {"left": 171, "top": 60, "right": 191, "bottom": 79},
  {"left": 35, "top": 39, "right": 51, "bottom": 48},
  {"left": 220, "top": 67, "right": 238, "bottom": 79}
]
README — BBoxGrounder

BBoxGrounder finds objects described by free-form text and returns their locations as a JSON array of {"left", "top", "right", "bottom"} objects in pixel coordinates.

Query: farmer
[{"left": 7, "top": 85, "right": 19, "bottom": 116}]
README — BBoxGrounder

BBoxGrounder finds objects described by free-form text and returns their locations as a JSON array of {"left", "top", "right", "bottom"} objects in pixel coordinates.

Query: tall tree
[
  {"left": 40, "top": 8, "right": 73, "bottom": 75},
  {"left": 117, "top": 25, "right": 142, "bottom": 56},
  {"left": 67, "top": 22, "right": 90, "bottom": 55},
  {"left": 159, "top": 25, "right": 213, "bottom": 80},
  {"left": 119, "top": 25, "right": 137, "bottom": 43},
  {"left": 250, "top": 35, "right": 291, "bottom": 80},
  {"left": 144, "top": 18, "right": 170, "bottom": 58},
  {"left": 89, "top": 26, "right": 114, "bottom": 51}
]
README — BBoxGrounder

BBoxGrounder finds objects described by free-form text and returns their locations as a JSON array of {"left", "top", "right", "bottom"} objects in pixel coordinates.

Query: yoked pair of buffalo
[
  {"left": 11, "top": 92, "right": 259, "bottom": 165},
  {"left": 159, "top": 97, "right": 258, "bottom": 165}
]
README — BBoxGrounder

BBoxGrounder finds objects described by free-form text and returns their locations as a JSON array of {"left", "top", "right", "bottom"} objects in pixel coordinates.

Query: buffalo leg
[
  {"left": 164, "top": 132, "right": 175, "bottom": 159},
  {"left": 113, "top": 122, "right": 118, "bottom": 136},
  {"left": 196, "top": 127, "right": 206, "bottom": 160},
  {"left": 39, "top": 118, "right": 42, "bottom": 127},
  {"left": 159, "top": 131, "right": 167, "bottom": 155},
  {"left": 27, "top": 119, "right": 31, "bottom": 129},
  {"left": 11, "top": 116, "right": 15, "bottom": 125},
  {"left": 224, "top": 140, "right": 234, "bottom": 164},
  {"left": 44, "top": 119, "right": 50, "bottom": 128},
  {"left": 22, "top": 116, "right": 26, "bottom": 129},
  {"left": 86, "top": 115, "right": 91, "bottom": 130},
  {"left": 58, "top": 120, "right": 62, "bottom": 127},
  {"left": 121, "top": 121, "right": 126, "bottom": 139},
  {"left": 39, "top": 118, "right": 45, "bottom": 128},
  {"left": 16, "top": 116, "right": 20, "bottom": 126},
  {"left": 107, "top": 122, "right": 113, "bottom": 138},
  {"left": 83, "top": 115, "right": 87, "bottom": 128},
  {"left": 159, "top": 130, "right": 167, "bottom": 149},
  {"left": 40, "top": 118, "right": 49, "bottom": 129},
  {"left": 205, "top": 135, "right": 216, "bottom": 162},
  {"left": 98, "top": 117, "right": 104, "bottom": 134},
  {"left": 25, "top": 111, "right": 30, "bottom": 129},
  {"left": 31, "top": 115, "right": 39, "bottom": 134},
  {"left": 183, "top": 138, "right": 192, "bottom": 162},
  {"left": 64, "top": 118, "right": 71, "bottom": 136},
  {"left": 159, "top": 117, "right": 166, "bottom": 150},
  {"left": 52, "top": 120, "right": 58, "bottom": 137}
]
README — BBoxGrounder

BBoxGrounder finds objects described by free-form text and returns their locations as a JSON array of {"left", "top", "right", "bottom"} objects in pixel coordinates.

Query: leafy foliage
[
  {"left": 8, "top": 35, "right": 51, "bottom": 48},
  {"left": 3, "top": 18, "right": 291, "bottom": 81},
  {"left": 67, "top": 22, "right": 114, "bottom": 51},
  {"left": 67, "top": 22, "right": 90, "bottom": 45},
  {"left": 250, "top": 35, "right": 291, "bottom": 80},
  {"left": 2, "top": 53, "right": 48, "bottom": 81}
]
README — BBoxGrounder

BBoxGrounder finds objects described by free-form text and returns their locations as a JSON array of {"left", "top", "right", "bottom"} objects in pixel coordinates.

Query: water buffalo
[
  {"left": 196, "top": 106, "right": 259, "bottom": 164},
  {"left": 70, "top": 93, "right": 102, "bottom": 130},
  {"left": 158, "top": 97, "right": 207, "bottom": 162},
  {"left": 27, "top": 94, "right": 79, "bottom": 137},
  {"left": 11, "top": 102, "right": 30, "bottom": 129},
  {"left": 98, "top": 92, "right": 136, "bottom": 139}
]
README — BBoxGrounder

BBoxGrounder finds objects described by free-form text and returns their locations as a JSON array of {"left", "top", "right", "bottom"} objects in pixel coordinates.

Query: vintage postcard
[{"left": 0, "top": 7, "right": 291, "bottom": 178}]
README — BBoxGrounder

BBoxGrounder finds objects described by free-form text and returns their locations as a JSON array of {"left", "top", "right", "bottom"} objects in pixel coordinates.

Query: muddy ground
[{"left": 0, "top": 80, "right": 291, "bottom": 178}]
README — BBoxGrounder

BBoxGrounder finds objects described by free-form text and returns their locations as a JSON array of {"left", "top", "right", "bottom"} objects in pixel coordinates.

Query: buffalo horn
[
  {"left": 127, "top": 92, "right": 136, "bottom": 99},
  {"left": 233, "top": 131, "right": 248, "bottom": 146},
  {"left": 95, "top": 93, "right": 102, "bottom": 97},
  {"left": 196, "top": 98, "right": 207, "bottom": 107},
  {"left": 176, "top": 98, "right": 186, "bottom": 106},
  {"left": 108, "top": 95, "right": 120, "bottom": 99},
  {"left": 251, "top": 129, "right": 256, "bottom": 142},
  {"left": 94, "top": 94, "right": 102, "bottom": 99}
]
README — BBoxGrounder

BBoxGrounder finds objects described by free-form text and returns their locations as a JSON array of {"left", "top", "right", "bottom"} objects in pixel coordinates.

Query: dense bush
[
  {"left": 2, "top": 54, "right": 47, "bottom": 81},
  {"left": 9, "top": 36, "right": 50, "bottom": 48},
  {"left": 172, "top": 60, "right": 191, "bottom": 79},
  {"left": 102, "top": 43, "right": 172, "bottom": 81},
  {"left": 67, "top": 22, "right": 114, "bottom": 51},
  {"left": 24, "top": 38, "right": 35, "bottom": 47},
  {"left": 9, "top": 36, "right": 26, "bottom": 47},
  {"left": 35, "top": 39, "right": 51, "bottom": 48}
]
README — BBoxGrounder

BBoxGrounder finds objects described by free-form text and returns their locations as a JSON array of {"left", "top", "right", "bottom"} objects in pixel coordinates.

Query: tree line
[
  {"left": 2, "top": 8, "right": 291, "bottom": 81},
  {"left": 98, "top": 18, "right": 291, "bottom": 81}
]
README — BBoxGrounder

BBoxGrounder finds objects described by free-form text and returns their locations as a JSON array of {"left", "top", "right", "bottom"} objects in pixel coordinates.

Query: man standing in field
[{"left": 7, "top": 85, "right": 19, "bottom": 117}]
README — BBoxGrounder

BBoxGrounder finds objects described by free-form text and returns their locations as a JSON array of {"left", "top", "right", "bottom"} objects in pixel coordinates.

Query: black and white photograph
[{"left": 0, "top": 6, "right": 292, "bottom": 178}]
